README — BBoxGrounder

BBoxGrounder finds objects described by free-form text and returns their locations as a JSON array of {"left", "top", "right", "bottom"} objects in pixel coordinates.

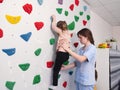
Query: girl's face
[{"left": 78, "top": 35, "right": 88, "bottom": 45}]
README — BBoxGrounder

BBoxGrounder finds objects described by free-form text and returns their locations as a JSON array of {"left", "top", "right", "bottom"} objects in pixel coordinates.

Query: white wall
[
  {"left": 112, "top": 26, "right": 120, "bottom": 50},
  {"left": 1, "top": 0, "right": 118, "bottom": 90},
  {"left": 90, "top": 10, "right": 112, "bottom": 90},
  {"left": 96, "top": 48, "right": 110, "bottom": 90},
  {"left": 0, "top": 0, "right": 90, "bottom": 90},
  {"left": 90, "top": 11, "right": 113, "bottom": 46}
]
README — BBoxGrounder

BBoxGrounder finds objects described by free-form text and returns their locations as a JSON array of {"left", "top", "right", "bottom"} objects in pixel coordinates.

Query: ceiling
[{"left": 84, "top": 0, "right": 120, "bottom": 26}]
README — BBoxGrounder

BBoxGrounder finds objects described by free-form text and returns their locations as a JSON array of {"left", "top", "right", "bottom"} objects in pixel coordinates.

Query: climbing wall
[{"left": 0, "top": 0, "right": 90, "bottom": 90}]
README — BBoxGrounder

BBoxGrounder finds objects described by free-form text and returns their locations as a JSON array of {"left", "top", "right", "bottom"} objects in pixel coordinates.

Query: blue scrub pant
[{"left": 76, "top": 82, "right": 94, "bottom": 90}]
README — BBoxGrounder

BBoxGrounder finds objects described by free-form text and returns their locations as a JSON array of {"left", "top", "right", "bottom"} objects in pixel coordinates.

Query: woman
[{"left": 61, "top": 28, "right": 96, "bottom": 90}]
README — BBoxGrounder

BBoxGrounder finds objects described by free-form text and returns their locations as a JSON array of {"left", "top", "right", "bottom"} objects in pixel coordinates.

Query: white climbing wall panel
[{"left": 0, "top": 0, "right": 90, "bottom": 90}]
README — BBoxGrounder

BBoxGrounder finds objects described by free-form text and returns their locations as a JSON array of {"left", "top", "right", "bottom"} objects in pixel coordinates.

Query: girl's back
[{"left": 57, "top": 31, "right": 70, "bottom": 52}]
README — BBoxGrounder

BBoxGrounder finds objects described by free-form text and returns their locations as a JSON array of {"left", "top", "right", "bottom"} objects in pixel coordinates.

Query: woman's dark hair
[
  {"left": 95, "top": 69, "right": 98, "bottom": 81},
  {"left": 57, "top": 21, "right": 68, "bottom": 31},
  {"left": 77, "top": 28, "right": 95, "bottom": 45}
]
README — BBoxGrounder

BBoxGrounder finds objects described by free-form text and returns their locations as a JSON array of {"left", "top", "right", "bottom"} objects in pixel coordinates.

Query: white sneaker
[{"left": 49, "top": 85, "right": 57, "bottom": 90}]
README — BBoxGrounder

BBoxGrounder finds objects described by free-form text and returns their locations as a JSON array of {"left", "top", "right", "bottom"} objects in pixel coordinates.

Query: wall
[
  {"left": 90, "top": 9, "right": 120, "bottom": 90},
  {"left": 90, "top": 11, "right": 113, "bottom": 46},
  {"left": 96, "top": 48, "right": 110, "bottom": 90},
  {"left": 112, "top": 26, "right": 120, "bottom": 50},
  {"left": 0, "top": 0, "right": 90, "bottom": 90},
  {"left": 90, "top": 10, "right": 113, "bottom": 90}
]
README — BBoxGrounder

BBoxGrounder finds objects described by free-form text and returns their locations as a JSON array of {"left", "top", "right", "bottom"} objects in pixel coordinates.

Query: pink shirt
[{"left": 56, "top": 31, "right": 71, "bottom": 52}]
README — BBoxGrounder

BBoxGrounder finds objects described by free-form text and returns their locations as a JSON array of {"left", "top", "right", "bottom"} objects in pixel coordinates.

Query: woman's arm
[
  {"left": 61, "top": 43, "right": 87, "bottom": 62},
  {"left": 51, "top": 15, "right": 62, "bottom": 35},
  {"left": 61, "top": 62, "right": 75, "bottom": 70}
]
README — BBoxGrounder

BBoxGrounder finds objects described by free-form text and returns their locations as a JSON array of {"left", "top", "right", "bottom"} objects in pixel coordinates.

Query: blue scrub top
[{"left": 75, "top": 44, "right": 96, "bottom": 85}]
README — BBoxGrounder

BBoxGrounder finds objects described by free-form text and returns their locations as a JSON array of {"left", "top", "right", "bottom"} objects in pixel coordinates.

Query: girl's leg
[
  {"left": 53, "top": 52, "right": 69, "bottom": 86},
  {"left": 53, "top": 58, "right": 62, "bottom": 86}
]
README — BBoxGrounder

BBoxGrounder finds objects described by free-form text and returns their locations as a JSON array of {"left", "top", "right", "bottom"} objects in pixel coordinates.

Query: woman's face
[{"left": 78, "top": 35, "right": 88, "bottom": 44}]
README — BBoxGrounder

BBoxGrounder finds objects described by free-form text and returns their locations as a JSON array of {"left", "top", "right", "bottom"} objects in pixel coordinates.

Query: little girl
[{"left": 49, "top": 15, "right": 71, "bottom": 90}]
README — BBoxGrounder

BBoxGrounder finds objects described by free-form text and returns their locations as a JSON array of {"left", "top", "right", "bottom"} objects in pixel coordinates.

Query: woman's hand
[
  {"left": 61, "top": 41, "right": 69, "bottom": 51},
  {"left": 58, "top": 39, "right": 69, "bottom": 51},
  {"left": 61, "top": 63, "right": 76, "bottom": 70},
  {"left": 61, "top": 65, "right": 67, "bottom": 70}
]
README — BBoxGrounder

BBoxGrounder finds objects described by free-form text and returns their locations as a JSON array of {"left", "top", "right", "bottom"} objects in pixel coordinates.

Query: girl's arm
[
  {"left": 51, "top": 15, "right": 62, "bottom": 35},
  {"left": 61, "top": 62, "right": 75, "bottom": 70}
]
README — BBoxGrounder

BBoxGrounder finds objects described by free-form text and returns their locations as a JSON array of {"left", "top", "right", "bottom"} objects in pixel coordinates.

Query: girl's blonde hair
[{"left": 57, "top": 21, "right": 68, "bottom": 31}]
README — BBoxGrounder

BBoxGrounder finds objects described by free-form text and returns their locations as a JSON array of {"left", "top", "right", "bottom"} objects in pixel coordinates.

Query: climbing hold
[
  {"left": 34, "top": 48, "right": 42, "bottom": 56},
  {"left": 5, "top": 15, "right": 21, "bottom": 24},
  {"left": 49, "top": 38, "right": 55, "bottom": 45},
  {"left": 0, "top": 0, "right": 3, "bottom": 3},
  {"left": 63, "top": 61, "right": 69, "bottom": 65},
  {"left": 5, "top": 81, "right": 16, "bottom": 90},
  {"left": 58, "top": 0, "right": 63, "bottom": 5},
  {"left": 2, "top": 48, "right": 16, "bottom": 56},
  {"left": 68, "top": 21, "right": 75, "bottom": 30},
  {"left": 79, "top": 11, "right": 83, "bottom": 16},
  {"left": 75, "top": 0, "right": 79, "bottom": 6},
  {"left": 74, "top": 15, "right": 79, "bottom": 22},
  {"left": 63, "top": 81, "right": 67, "bottom": 88},
  {"left": 68, "top": 71, "right": 73, "bottom": 75},
  {"left": 23, "top": 3, "right": 33, "bottom": 14},
  {"left": 83, "top": 20, "right": 87, "bottom": 26},
  {"left": 69, "top": 4, "right": 74, "bottom": 11},
  {"left": 19, "top": 63, "right": 30, "bottom": 71},
  {"left": 56, "top": 8, "right": 63, "bottom": 14},
  {"left": 34, "top": 22, "right": 44, "bottom": 30},
  {"left": 73, "top": 42, "right": 79, "bottom": 48},
  {"left": 46, "top": 61, "right": 54, "bottom": 68},
  {"left": 83, "top": 6, "right": 87, "bottom": 11},
  {"left": 20, "top": 32, "right": 32, "bottom": 42},
  {"left": 0, "top": 28, "right": 3, "bottom": 38},
  {"left": 64, "top": 11, "right": 69, "bottom": 16},
  {"left": 86, "top": 15, "right": 90, "bottom": 21},
  {"left": 37, "top": 0, "right": 43, "bottom": 5},
  {"left": 33, "top": 75, "right": 41, "bottom": 85}
]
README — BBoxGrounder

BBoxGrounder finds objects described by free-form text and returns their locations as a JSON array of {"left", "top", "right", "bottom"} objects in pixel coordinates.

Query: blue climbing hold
[
  {"left": 68, "top": 71, "right": 73, "bottom": 75},
  {"left": 20, "top": 32, "right": 32, "bottom": 42},
  {"left": 2, "top": 48, "right": 16, "bottom": 56},
  {"left": 37, "top": 0, "right": 43, "bottom": 5}
]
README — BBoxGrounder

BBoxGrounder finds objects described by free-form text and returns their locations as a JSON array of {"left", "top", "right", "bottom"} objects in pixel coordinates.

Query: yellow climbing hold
[{"left": 5, "top": 15, "right": 21, "bottom": 24}]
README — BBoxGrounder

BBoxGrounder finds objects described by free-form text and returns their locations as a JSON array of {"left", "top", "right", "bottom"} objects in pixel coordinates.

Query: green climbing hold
[
  {"left": 33, "top": 75, "right": 41, "bottom": 85},
  {"left": 79, "top": 11, "right": 83, "bottom": 16},
  {"left": 19, "top": 63, "right": 30, "bottom": 71},
  {"left": 64, "top": 11, "right": 69, "bottom": 16},
  {"left": 58, "top": 74, "right": 61, "bottom": 79},
  {"left": 74, "top": 15, "right": 79, "bottom": 22},
  {"left": 49, "top": 88, "right": 53, "bottom": 90},
  {"left": 5, "top": 81, "right": 16, "bottom": 90},
  {"left": 87, "top": 15, "right": 90, "bottom": 21},
  {"left": 56, "top": 8, "right": 63, "bottom": 14},
  {"left": 68, "top": 21, "right": 75, "bottom": 30},
  {"left": 34, "top": 48, "right": 42, "bottom": 56},
  {"left": 50, "top": 38, "right": 55, "bottom": 45},
  {"left": 63, "top": 60, "right": 69, "bottom": 65}
]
